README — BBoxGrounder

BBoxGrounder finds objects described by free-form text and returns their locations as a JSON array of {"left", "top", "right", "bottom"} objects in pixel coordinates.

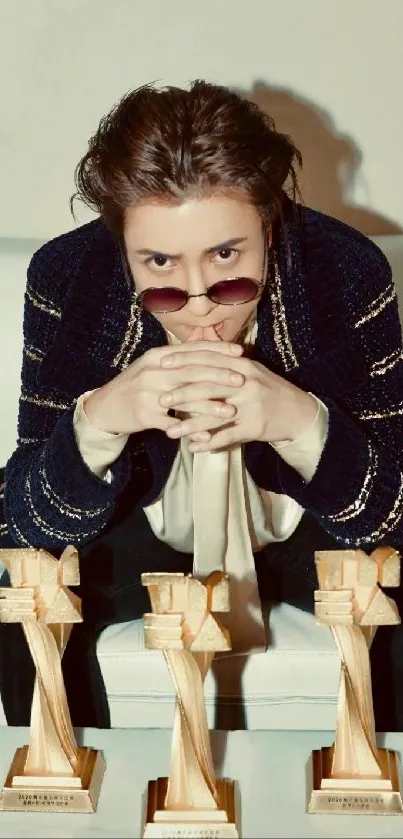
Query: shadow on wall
[{"left": 241, "top": 82, "right": 401, "bottom": 236}]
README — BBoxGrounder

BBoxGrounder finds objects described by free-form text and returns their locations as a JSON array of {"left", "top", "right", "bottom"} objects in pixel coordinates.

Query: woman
[{"left": 1, "top": 80, "right": 403, "bottom": 730}]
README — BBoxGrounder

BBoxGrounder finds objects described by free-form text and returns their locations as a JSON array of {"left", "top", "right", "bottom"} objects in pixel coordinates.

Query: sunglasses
[{"left": 138, "top": 277, "right": 264, "bottom": 314}]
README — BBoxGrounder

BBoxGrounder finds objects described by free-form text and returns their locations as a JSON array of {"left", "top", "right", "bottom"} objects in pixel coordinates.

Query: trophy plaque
[
  {"left": 141, "top": 570, "right": 239, "bottom": 838},
  {"left": 308, "top": 546, "right": 403, "bottom": 815},
  {"left": 0, "top": 546, "right": 105, "bottom": 813}
]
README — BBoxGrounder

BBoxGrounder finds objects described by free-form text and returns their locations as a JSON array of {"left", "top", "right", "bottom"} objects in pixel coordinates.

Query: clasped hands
[
  {"left": 159, "top": 325, "right": 316, "bottom": 452},
  {"left": 84, "top": 324, "right": 317, "bottom": 449}
]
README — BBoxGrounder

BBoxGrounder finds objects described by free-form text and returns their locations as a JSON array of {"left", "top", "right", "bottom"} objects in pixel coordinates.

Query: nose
[
  {"left": 186, "top": 292, "right": 216, "bottom": 317},
  {"left": 185, "top": 268, "right": 216, "bottom": 317}
]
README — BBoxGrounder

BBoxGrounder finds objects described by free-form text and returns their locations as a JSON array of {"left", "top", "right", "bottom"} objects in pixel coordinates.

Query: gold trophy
[
  {"left": 0, "top": 546, "right": 105, "bottom": 813},
  {"left": 141, "top": 570, "right": 239, "bottom": 838},
  {"left": 308, "top": 546, "right": 403, "bottom": 814}
]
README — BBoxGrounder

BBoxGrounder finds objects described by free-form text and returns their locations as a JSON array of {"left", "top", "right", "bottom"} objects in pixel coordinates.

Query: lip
[
  {"left": 202, "top": 320, "right": 226, "bottom": 330},
  {"left": 213, "top": 321, "right": 225, "bottom": 332},
  {"left": 185, "top": 320, "right": 226, "bottom": 332}
]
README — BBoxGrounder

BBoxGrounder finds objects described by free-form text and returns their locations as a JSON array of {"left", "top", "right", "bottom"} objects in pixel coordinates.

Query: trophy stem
[
  {"left": 164, "top": 649, "right": 218, "bottom": 810},
  {"left": 22, "top": 621, "right": 78, "bottom": 777},
  {"left": 331, "top": 626, "right": 381, "bottom": 778},
  {"left": 141, "top": 571, "right": 239, "bottom": 837}
]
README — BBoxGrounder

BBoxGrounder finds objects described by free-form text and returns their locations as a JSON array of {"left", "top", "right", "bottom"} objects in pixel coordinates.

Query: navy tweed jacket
[{"left": 2, "top": 202, "right": 403, "bottom": 553}]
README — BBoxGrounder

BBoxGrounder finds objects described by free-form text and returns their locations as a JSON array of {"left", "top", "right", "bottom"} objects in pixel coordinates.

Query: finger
[
  {"left": 166, "top": 399, "right": 237, "bottom": 418},
  {"left": 161, "top": 416, "right": 183, "bottom": 433},
  {"left": 161, "top": 351, "right": 247, "bottom": 372},
  {"left": 187, "top": 326, "right": 204, "bottom": 342},
  {"left": 202, "top": 325, "right": 222, "bottom": 342},
  {"left": 138, "top": 404, "right": 182, "bottom": 435},
  {"left": 159, "top": 381, "right": 242, "bottom": 407},
  {"left": 187, "top": 427, "right": 239, "bottom": 452},
  {"left": 166, "top": 413, "right": 237, "bottom": 438},
  {"left": 187, "top": 326, "right": 223, "bottom": 343},
  {"left": 159, "top": 340, "right": 243, "bottom": 361},
  {"left": 188, "top": 430, "right": 212, "bottom": 442},
  {"left": 125, "top": 339, "right": 242, "bottom": 377},
  {"left": 159, "top": 371, "right": 244, "bottom": 403}
]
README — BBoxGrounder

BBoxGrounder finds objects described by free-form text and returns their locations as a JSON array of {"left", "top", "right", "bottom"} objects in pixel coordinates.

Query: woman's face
[{"left": 123, "top": 192, "right": 266, "bottom": 343}]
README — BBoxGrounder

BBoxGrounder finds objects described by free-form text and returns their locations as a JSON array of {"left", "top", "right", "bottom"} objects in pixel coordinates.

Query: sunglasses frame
[{"left": 138, "top": 276, "right": 264, "bottom": 314}]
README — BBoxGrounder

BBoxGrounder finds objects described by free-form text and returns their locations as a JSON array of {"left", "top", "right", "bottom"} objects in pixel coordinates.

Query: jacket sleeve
[
  {"left": 275, "top": 242, "right": 403, "bottom": 547},
  {"left": 4, "top": 243, "right": 132, "bottom": 551}
]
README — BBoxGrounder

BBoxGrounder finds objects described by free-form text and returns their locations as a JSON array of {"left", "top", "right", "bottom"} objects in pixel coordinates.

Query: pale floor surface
[{"left": 0, "top": 727, "right": 402, "bottom": 838}]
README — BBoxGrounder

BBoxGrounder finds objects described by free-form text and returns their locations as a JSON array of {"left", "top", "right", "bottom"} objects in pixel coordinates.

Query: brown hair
[{"left": 72, "top": 80, "right": 302, "bottom": 237}]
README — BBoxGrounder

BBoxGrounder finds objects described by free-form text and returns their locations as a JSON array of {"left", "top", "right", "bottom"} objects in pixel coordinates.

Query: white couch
[{"left": 1, "top": 232, "right": 403, "bottom": 730}]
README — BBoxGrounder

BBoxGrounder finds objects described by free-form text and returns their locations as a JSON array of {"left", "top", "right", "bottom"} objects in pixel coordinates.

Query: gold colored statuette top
[
  {"left": 141, "top": 570, "right": 231, "bottom": 653},
  {"left": 314, "top": 546, "right": 400, "bottom": 627},
  {"left": 0, "top": 546, "right": 82, "bottom": 624}
]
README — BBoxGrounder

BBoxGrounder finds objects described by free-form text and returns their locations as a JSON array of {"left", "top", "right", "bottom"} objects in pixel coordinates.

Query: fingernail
[
  {"left": 161, "top": 356, "right": 174, "bottom": 367},
  {"left": 160, "top": 393, "right": 173, "bottom": 406},
  {"left": 221, "top": 404, "right": 235, "bottom": 416},
  {"left": 230, "top": 373, "right": 243, "bottom": 385},
  {"left": 230, "top": 344, "right": 243, "bottom": 354}
]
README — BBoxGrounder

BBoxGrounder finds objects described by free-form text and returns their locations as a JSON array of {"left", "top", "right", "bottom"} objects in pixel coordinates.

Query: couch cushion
[{"left": 97, "top": 602, "right": 340, "bottom": 730}]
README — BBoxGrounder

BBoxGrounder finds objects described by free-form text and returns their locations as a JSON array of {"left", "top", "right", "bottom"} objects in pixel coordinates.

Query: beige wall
[{"left": 0, "top": 0, "right": 402, "bottom": 239}]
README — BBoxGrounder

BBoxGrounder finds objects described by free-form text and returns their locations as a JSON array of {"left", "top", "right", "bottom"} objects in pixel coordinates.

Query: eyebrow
[{"left": 132, "top": 237, "right": 248, "bottom": 258}]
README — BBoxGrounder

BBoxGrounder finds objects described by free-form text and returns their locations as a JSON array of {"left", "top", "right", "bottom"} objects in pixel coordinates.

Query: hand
[
  {"left": 83, "top": 330, "right": 244, "bottom": 436},
  {"left": 170, "top": 325, "right": 243, "bottom": 443},
  {"left": 161, "top": 348, "right": 318, "bottom": 451}
]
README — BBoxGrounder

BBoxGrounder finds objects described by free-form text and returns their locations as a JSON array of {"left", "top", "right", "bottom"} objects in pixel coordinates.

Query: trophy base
[
  {"left": 143, "top": 776, "right": 239, "bottom": 837},
  {"left": 0, "top": 745, "right": 105, "bottom": 813},
  {"left": 308, "top": 745, "right": 403, "bottom": 814}
]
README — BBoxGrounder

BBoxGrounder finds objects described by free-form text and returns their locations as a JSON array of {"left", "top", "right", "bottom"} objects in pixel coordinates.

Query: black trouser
[{"left": 0, "top": 507, "right": 402, "bottom": 731}]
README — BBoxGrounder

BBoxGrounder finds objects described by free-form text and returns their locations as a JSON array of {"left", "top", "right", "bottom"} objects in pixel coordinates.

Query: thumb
[
  {"left": 202, "top": 325, "right": 222, "bottom": 342},
  {"left": 186, "top": 326, "right": 204, "bottom": 342}
]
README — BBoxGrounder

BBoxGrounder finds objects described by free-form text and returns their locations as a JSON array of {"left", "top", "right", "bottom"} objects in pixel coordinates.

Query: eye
[
  {"left": 146, "top": 254, "right": 172, "bottom": 269},
  {"left": 214, "top": 248, "right": 238, "bottom": 263}
]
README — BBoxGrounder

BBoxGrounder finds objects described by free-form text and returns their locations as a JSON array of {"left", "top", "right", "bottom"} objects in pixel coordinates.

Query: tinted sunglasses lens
[
  {"left": 210, "top": 278, "right": 259, "bottom": 305},
  {"left": 140, "top": 288, "right": 188, "bottom": 313}
]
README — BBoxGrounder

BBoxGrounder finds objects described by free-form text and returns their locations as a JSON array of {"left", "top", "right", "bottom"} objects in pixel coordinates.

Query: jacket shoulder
[
  {"left": 299, "top": 205, "right": 391, "bottom": 275},
  {"left": 294, "top": 205, "right": 393, "bottom": 317},
  {"left": 29, "top": 218, "right": 114, "bottom": 267},
  {"left": 27, "top": 219, "right": 115, "bottom": 302}
]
